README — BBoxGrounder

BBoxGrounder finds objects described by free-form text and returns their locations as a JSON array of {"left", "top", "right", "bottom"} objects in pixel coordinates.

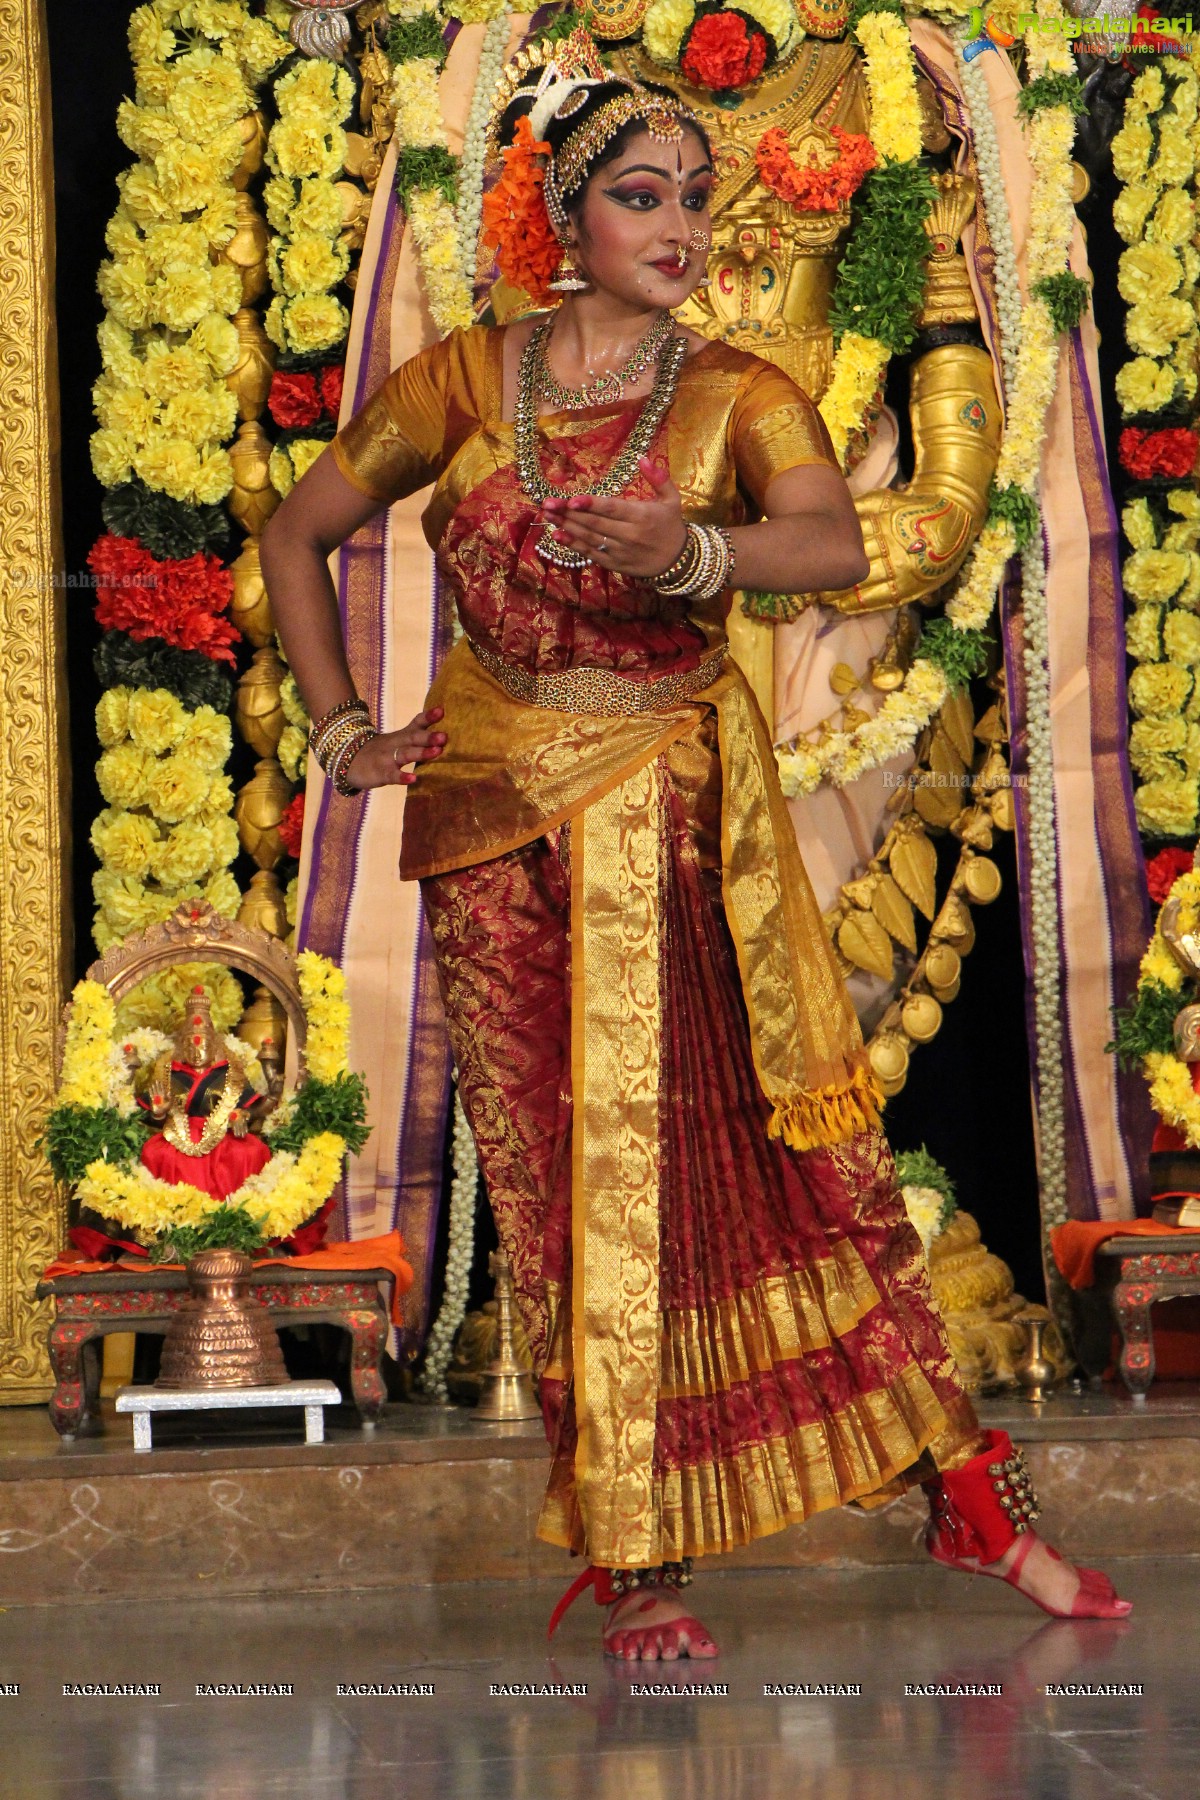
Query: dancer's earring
[{"left": 548, "top": 244, "right": 589, "bottom": 293}]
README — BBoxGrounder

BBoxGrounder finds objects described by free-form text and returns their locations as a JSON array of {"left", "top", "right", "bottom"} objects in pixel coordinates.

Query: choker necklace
[
  {"left": 515, "top": 315, "right": 687, "bottom": 569},
  {"left": 532, "top": 309, "right": 674, "bottom": 412}
]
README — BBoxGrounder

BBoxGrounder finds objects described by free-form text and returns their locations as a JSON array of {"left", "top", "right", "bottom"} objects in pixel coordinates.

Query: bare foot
[
  {"left": 930, "top": 1529, "right": 1132, "bottom": 1620},
  {"left": 603, "top": 1588, "right": 720, "bottom": 1660}
]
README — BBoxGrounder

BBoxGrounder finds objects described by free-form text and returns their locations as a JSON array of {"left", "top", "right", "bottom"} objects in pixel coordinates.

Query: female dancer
[{"left": 261, "top": 36, "right": 1129, "bottom": 1658}]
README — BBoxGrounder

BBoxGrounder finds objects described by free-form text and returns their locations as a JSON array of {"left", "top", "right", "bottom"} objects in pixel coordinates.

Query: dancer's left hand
[{"left": 541, "top": 456, "right": 688, "bottom": 578}]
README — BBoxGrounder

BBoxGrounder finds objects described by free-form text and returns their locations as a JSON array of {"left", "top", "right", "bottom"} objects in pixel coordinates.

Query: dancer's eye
[{"left": 604, "top": 186, "right": 660, "bottom": 210}]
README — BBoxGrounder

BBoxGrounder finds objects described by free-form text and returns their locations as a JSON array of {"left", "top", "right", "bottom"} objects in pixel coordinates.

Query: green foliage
[
  {"left": 101, "top": 480, "right": 231, "bottom": 560},
  {"left": 41, "top": 1105, "right": 150, "bottom": 1187},
  {"left": 1033, "top": 271, "right": 1091, "bottom": 335},
  {"left": 386, "top": 12, "right": 447, "bottom": 68},
  {"left": 94, "top": 631, "right": 234, "bottom": 714},
  {"left": 153, "top": 1207, "right": 269, "bottom": 1263},
  {"left": 1108, "top": 980, "right": 1179, "bottom": 1070},
  {"left": 542, "top": 7, "right": 594, "bottom": 45},
  {"left": 828, "top": 162, "right": 933, "bottom": 357},
  {"left": 394, "top": 143, "right": 459, "bottom": 208},
  {"left": 987, "top": 479, "right": 1040, "bottom": 550},
  {"left": 1016, "top": 72, "right": 1087, "bottom": 119},
  {"left": 268, "top": 1073, "right": 371, "bottom": 1158},
  {"left": 740, "top": 591, "right": 806, "bottom": 622},
  {"left": 918, "top": 619, "right": 992, "bottom": 692},
  {"left": 894, "top": 1143, "right": 957, "bottom": 1228},
  {"left": 847, "top": 0, "right": 905, "bottom": 30}
]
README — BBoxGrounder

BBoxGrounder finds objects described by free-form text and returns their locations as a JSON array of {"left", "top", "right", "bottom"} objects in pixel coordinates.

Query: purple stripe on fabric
[
  {"left": 298, "top": 184, "right": 400, "bottom": 953},
  {"left": 1070, "top": 328, "right": 1154, "bottom": 1211},
  {"left": 353, "top": 195, "right": 399, "bottom": 411},
  {"left": 387, "top": 563, "right": 456, "bottom": 1345}
]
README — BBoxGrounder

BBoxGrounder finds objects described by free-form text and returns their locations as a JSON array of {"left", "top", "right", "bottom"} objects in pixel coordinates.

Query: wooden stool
[
  {"left": 35, "top": 1264, "right": 392, "bottom": 1440},
  {"left": 1073, "top": 1233, "right": 1200, "bottom": 1401}
]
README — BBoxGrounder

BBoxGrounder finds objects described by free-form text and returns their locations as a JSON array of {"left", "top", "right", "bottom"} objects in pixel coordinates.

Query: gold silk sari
[{"left": 330, "top": 324, "right": 977, "bottom": 1569}]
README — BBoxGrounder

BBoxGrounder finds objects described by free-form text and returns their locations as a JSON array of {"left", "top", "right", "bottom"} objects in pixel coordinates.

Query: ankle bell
[{"left": 928, "top": 1429, "right": 1042, "bottom": 1566}]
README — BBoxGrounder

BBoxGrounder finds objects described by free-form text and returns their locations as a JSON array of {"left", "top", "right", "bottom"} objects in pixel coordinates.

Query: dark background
[{"left": 45, "top": 13, "right": 1062, "bottom": 1303}]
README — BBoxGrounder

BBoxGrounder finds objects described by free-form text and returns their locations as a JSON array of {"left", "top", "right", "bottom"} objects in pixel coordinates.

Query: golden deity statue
[{"left": 609, "top": 28, "right": 1003, "bottom": 696}]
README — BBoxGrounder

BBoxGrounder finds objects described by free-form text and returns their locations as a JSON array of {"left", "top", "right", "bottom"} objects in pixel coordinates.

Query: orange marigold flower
[
  {"left": 755, "top": 125, "right": 876, "bottom": 213},
  {"left": 480, "top": 114, "right": 561, "bottom": 307}
]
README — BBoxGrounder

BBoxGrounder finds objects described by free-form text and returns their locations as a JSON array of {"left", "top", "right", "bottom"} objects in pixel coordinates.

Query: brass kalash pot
[{"left": 158, "top": 1248, "right": 288, "bottom": 1390}]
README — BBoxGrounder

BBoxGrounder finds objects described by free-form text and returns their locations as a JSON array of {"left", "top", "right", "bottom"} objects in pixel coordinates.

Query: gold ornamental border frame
[{"left": 0, "top": 0, "right": 70, "bottom": 1402}]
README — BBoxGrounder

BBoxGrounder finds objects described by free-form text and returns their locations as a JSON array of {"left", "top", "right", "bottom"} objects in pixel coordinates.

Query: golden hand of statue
[
  {"left": 816, "top": 343, "right": 1002, "bottom": 618},
  {"left": 818, "top": 483, "right": 983, "bottom": 616}
]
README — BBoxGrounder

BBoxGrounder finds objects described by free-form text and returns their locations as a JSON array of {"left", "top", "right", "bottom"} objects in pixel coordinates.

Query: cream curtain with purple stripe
[
  {"left": 293, "top": 24, "right": 521, "bottom": 1345},
  {"left": 912, "top": 20, "right": 1153, "bottom": 1228}
]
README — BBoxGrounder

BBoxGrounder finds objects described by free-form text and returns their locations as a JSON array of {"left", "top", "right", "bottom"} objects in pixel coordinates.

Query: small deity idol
[{"left": 139, "top": 986, "right": 274, "bottom": 1202}]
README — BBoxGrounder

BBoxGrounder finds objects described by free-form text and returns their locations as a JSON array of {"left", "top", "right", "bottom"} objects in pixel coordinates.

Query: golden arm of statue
[{"left": 813, "top": 342, "right": 1002, "bottom": 616}]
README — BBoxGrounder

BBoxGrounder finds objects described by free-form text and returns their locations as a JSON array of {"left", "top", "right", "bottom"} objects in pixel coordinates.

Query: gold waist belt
[{"left": 467, "top": 639, "right": 727, "bottom": 717}]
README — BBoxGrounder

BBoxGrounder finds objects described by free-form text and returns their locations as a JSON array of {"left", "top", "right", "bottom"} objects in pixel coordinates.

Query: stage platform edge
[{"left": 1, "top": 1388, "right": 1197, "bottom": 1606}]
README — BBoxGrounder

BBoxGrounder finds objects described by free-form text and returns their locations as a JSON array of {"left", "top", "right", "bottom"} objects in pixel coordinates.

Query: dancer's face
[{"left": 570, "top": 124, "right": 713, "bottom": 311}]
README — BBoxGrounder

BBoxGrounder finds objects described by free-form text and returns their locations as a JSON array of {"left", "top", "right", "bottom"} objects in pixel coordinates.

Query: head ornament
[{"left": 481, "top": 28, "right": 700, "bottom": 302}]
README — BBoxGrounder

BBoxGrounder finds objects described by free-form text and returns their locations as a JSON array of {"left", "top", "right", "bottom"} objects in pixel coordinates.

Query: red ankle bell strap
[
  {"left": 546, "top": 1559, "right": 695, "bottom": 1639},
  {"left": 547, "top": 1566, "right": 622, "bottom": 1639},
  {"left": 925, "top": 1429, "right": 1041, "bottom": 1566}
]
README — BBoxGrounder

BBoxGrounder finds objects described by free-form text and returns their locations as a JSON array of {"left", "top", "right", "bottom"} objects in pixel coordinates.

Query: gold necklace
[
  {"left": 515, "top": 316, "right": 687, "bottom": 569},
  {"left": 532, "top": 309, "right": 674, "bottom": 412},
  {"left": 162, "top": 1064, "right": 243, "bottom": 1158}
]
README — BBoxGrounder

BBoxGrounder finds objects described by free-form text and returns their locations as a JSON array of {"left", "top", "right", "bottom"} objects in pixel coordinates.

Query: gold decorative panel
[{"left": 0, "top": 0, "right": 70, "bottom": 1402}]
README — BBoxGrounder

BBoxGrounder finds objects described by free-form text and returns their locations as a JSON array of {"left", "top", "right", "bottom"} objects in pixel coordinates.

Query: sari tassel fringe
[{"left": 766, "top": 1064, "right": 884, "bottom": 1152}]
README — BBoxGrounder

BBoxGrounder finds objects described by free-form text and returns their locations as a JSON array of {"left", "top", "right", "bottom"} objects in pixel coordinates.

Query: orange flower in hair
[{"left": 480, "top": 114, "right": 562, "bottom": 306}]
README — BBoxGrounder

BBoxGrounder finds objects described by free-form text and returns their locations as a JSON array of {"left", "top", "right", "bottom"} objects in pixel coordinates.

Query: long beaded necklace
[
  {"left": 515, "top": 314, "right": 687, "bottom": 569},
  {"left": 532, "top": 308, "right": 675, "bottom": 412}
]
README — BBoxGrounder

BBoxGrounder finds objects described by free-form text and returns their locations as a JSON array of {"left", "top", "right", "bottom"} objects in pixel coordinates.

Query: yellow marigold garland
[
  {"left": 1111, "top": 58, "right": 1200, "bottom": 840},
  {"left": 263, "top": 57, "right": 355, "bottom": 357},
  {"left": 1128, "top": 867, "right": 1200, "bottom": 1147},
  {"left": 89, "top": 5, "right": 291, "bottom": 1032}
]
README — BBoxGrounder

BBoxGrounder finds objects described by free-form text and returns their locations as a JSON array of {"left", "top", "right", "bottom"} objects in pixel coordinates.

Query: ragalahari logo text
[{"left": 965, "top": 6, "right": 1194, "bottom": 56}]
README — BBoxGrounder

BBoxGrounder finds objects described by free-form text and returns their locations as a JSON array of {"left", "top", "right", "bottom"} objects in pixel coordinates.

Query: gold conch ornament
[{"left": 287, "top": 0, "right": 367, "bottom": 59}]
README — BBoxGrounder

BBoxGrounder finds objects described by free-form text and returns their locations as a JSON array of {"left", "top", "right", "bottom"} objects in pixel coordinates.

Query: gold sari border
[
  {"left": 659, "top": 1237, "right": 883, "bottom": 1397},
  {"left": 536, "top": 1359, "right": 951, "bottom": 1563},
  {"left": 569, "top": 763, "right": 665, "bottom": 1570},
  {"left": 710, "top": 667, "right": 875, "bottom": 1147}
]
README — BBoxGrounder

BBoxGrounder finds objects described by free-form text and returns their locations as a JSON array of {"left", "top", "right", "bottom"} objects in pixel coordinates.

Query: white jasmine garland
[
  {"left": 1020, "top": 528, "right": 1069, "bottom": 1256},
  {"left": 417, "top": 1083, "right": 479, "bottom": 1401},
  {"left": 456, "top": 9, "right": 511, "bottom": 292}
]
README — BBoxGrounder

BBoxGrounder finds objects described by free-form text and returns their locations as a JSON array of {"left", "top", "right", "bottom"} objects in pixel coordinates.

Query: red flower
[
  {"left": 1147, "top": 846, "right": 1194, "bottom": 904},
  {"left": 681, "top": 12, "right": 768, "bottom": 91},
  {"left": 88, "top": 534, "right": 240, "bottom": 665},
  {"left": 319, "top": 364, "right": 344, "bottom": 420},
  {"left": 269, "top": 370, "right": 321, "bottom": 430},
  {"left": 1119, "top": 426, "right": 1198, "bottom": 482},
  {"left": 278, "top": 791, "right": 306, "bottom": 860}
]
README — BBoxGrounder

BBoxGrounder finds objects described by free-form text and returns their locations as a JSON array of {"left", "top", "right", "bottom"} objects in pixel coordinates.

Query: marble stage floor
[{"left": 0, "top": 1556, "right": 1193, "bottom": 1799}]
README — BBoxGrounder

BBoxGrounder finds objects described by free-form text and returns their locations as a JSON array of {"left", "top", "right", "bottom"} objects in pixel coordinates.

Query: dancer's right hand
[{"left": 342, "top": 707, "right": 447, "bottom": 789}]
